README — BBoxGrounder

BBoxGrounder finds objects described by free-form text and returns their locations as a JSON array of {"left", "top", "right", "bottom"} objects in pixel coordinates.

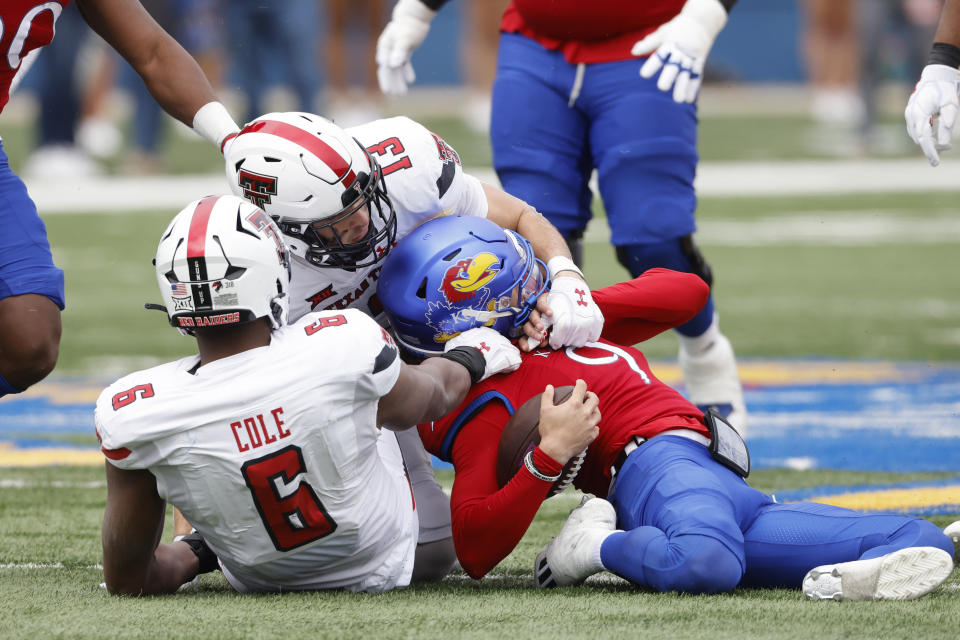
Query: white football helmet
[
  {"left": 154, "top": 195, "right": 290, "bottom": 335},
  {"left": 224, "top": 111, "right": 397, "bottom": 269}
]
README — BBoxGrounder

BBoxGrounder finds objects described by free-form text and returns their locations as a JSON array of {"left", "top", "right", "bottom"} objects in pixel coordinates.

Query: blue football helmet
[{"left": 379, "top": 216, "right": 550, "bottom": 357}]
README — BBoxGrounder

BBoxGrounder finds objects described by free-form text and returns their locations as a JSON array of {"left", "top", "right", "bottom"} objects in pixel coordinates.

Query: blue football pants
[{"left": 603, "top": 436, "right": 953, "bottom": 593}]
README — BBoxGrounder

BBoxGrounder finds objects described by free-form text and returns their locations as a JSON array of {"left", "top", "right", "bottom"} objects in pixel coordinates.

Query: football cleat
[
  {"left": 534, "top": 496, "right": 618, "bottom": 588},
  {"left": 802, "top": 546, "right": 953, "bottom": 601},
  {"left": 678, "top": 331, "right": 747, "bottom": 437}
]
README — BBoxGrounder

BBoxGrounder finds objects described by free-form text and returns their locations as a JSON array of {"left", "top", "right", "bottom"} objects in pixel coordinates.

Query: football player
[
  {"left": 379, "top": 216, "right": 958, "bottom": 601},
  {"left": 97, "top": 195, "right": 521, "bottom": 595},
  {"left": 905, "top": 0, "right": 960, "bottom": 166},
  {"left": 222, "top": 111, "right": 606, "bottom": 579},
  {"left": 375, "top": 0, "right": 748, "bottom": 435},
  {"left": 0, "top": 0, "right": 239, "bottom": 398}
]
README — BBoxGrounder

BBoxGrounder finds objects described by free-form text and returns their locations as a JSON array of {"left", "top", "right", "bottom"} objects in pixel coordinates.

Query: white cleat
[
  {"left": 534, "top": 497, "right": 618, "bottom": 588},
  {"left": 678, "top": 331, "right": 747, "bottom": 437},
  {"left": 802, "top": 547, "right": 953, "bottom": 601}
]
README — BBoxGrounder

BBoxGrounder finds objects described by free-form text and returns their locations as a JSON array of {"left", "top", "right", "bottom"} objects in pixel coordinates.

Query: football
[{"left": 495, "top": 385, "right": 586, "bottom": 497}]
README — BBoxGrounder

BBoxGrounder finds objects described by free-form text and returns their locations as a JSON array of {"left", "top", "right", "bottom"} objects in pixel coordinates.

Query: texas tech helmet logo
[{"left": 238, "top": 169, "right": 278, "bottom": 208}]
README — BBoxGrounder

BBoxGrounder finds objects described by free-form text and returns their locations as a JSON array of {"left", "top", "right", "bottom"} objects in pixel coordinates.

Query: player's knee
[
  {"left": 0, "top": 323, "right": 60, "bottom": 389},
  {"left": 663, "top": 537, "right": 743, "bottom": 594},
  {"left": 615, "top": 236, "right": 712, "bottom": 285},
  {"left": 411, "top": 537, "right": 457, "bottom": 582}
]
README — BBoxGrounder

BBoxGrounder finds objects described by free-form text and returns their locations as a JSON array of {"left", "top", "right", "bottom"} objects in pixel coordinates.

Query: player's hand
[
  {"left": 631, "top": 0, "right": 728, "bottom": 103},
  {"left": 544, "top": 277, "right": 604, "bottom": 350},
  {"left": 905, "top": 64, "right": 960, "bottom": 166},
  {"left": 520, "top": 295, "right": 551, "bottom": 352},
  {"left": 445, "top": 327, "right": 521, "bottom": 381},
  {"left": 375, "top": 0, "right": 437, "bottom": 96},
  {"left": 537, "top": 380, "right": 600, "bottom": 464}
]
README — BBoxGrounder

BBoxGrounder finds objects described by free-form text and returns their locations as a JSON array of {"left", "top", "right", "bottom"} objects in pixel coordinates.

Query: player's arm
[
  {"left": 594, "top": 268, "right": 710, "bottom": 345},
  {"left": 905, "top": 0, "right": 960, "bottom": 165},
  {"left": 377, "top": 327, "right": 521, "bottom": 429},
  {"left": 75, "top": 0, "right": 238, "bottom": 151},
  {"left": 934, "top": 0, "right": 960, "bottom": 48},
  {"left": 450, "top": 382, "right": 600, "bottom": 578},
  {"left": 101, "top": 463, "right": 199, "bottom": 596},
  {"left": 376, "top": 0, "right": 452, "bottom": 95},
  {"left": 481, "top": 184, "right": 605, "bottom": 351}
]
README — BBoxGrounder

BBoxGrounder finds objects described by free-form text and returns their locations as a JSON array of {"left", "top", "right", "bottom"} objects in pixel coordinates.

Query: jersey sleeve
[
  {"left": 447, "top": 402, "right": 558, "bottom": 579},
  {"left": 369, "top": 116, "right": 488, "bottom": 220},
  {"left": 595, "top": 268, "right": 710, "bottom": 345},
  {"left": 330, "top": 309, "right": 403, "bottom": 402},
  {"left": 94, "top": 377, "right": 161, "bottom": 471}
]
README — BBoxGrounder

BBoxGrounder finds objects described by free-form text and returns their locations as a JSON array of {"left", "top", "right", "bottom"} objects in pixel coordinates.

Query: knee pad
[{"left": 615, "top": 235, "right": 713, "bottom": 286}]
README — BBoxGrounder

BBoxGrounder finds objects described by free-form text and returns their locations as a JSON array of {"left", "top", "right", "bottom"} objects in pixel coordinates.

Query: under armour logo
[
  {"left": 477, "top": 342, "right": 491, "bottom": 352},
  {"left": 575, "top": 288, "right": 588, "bottom": 307}
]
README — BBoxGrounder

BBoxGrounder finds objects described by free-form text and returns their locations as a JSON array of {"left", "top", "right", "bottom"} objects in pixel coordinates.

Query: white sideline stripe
[
  {"left": 0, "top": 479, "right": 105, "bottom": 488},
  {"left": 586, "top": 212, "right": 960, "bottom": 245},
  {"left": 0, "top": 563, "right": 102, "bottom": 570},
  {"left": 24, "top": 158, "right": 960, "bottom": 215}
]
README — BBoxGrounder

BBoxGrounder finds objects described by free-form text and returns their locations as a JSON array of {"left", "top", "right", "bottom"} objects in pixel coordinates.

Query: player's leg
[
  {"left": 587, "top": 60, "right": 746, "bottom": 434},
  {"left": 0, "top": 145, "right": 64, "bottom": 397},
  {"left": 536, "top": 435, "right": 763, "bottom": 592},
  {"left": 394, "top": 428, "right": 457, "bottom": 582},
  {"left": 601, "top": 435, "right": 765, "bottom": 593},
  {"left": 490, "top": 33, "right": 593, "bottom": 262},
  {"left": 742, "top": 500, "right": 954, "bottom": 600}
]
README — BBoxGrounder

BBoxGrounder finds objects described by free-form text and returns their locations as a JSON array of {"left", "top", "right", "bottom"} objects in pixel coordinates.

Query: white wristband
[
  {"left": 192, "top": 101, "right": 240, "bottom": 153},
  {"left": 547, "top": 255, "right": 584, "bottom": 280},
  {"left": 524, "top": 450, "right": 562, "bottom": 482}
]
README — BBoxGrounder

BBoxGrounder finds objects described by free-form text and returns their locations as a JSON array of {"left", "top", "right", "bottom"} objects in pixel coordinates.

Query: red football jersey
[
  {"left": 417, "top": 268, "right": 710, "bottom": 578},
  {"left": 501, "top": 0, "right": 686, "bottom": 64},
  {"left": 0, "top": 1, "right": 70, "bottom": 112}
]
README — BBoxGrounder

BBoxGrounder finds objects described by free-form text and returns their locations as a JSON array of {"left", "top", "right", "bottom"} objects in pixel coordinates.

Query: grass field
[{"left": 3, "top": 104, "right": 960, "bottom": 638}]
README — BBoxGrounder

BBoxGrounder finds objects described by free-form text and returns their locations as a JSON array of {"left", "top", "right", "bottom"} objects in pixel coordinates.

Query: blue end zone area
[
  {"left": 2, "top": 360, "right": 959, "bottom": 478},
  {"left": 739, "top": 361, "right": 960, "bottom": 472}
]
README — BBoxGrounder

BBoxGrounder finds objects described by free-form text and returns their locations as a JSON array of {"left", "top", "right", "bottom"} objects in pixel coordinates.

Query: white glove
[
  {"left": 376, "top": 0, "right": 437, "bottom": 96},
  {"left": 631, "top": 0, "right": 728, "bottom": 103},
  {"left": 905, "top": 64, "right": 960, "bottom": 166},
  {"left": 445, "top": 327, "right": 521, "bottom": 381},
  {"left": 546, "top": 277, "right": 604, "bottom": 350}
]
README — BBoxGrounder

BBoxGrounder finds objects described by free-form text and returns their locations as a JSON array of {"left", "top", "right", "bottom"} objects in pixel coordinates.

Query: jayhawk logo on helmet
[{"left": 440, "top": 253, "right": 500, "bottom": 304}]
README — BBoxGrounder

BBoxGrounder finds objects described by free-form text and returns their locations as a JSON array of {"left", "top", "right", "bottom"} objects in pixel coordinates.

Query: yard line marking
[{"left": 0, "top": 563, "right": 102, "bottom": 570}]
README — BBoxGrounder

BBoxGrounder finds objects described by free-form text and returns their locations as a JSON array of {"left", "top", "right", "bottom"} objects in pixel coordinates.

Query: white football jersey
[
  {"left": 95, "top": 309, "right": 418, "bottom": 593},
  {"left": 285, "top": 116, "right": 488, "bottom": 323}
]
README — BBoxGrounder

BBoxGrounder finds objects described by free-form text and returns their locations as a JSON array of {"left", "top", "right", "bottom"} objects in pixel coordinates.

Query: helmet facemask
[
  {"left": 279, "top": 151, "right": 398, "bottom": 269},
  {"left": 453, "top": 229, "right": 549, "bottom": 337}
]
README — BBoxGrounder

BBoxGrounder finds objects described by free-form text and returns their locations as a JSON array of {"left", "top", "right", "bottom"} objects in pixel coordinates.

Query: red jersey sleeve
[
  {"left": 594, "top": 268, "right": 709, "bottom": 346},
  {"left": 447, "top": 401, "right": 561, "bottom": 579}
]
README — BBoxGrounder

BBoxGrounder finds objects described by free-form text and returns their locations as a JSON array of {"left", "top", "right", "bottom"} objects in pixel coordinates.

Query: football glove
[
  {"left": 546, "top": 277, "right": 604, "bottom": 350},
  {"left": 631, "top": 0, "right": 728, "bottom": 104},
  {"left": 905, "top": 64, "right": 960, "bottom": 166},
  {"left": 376, "top": 0, "right": 437, "bottom": 96},
  {"left": 445, "top": 327, "right": 521, "bottom": 381}
]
